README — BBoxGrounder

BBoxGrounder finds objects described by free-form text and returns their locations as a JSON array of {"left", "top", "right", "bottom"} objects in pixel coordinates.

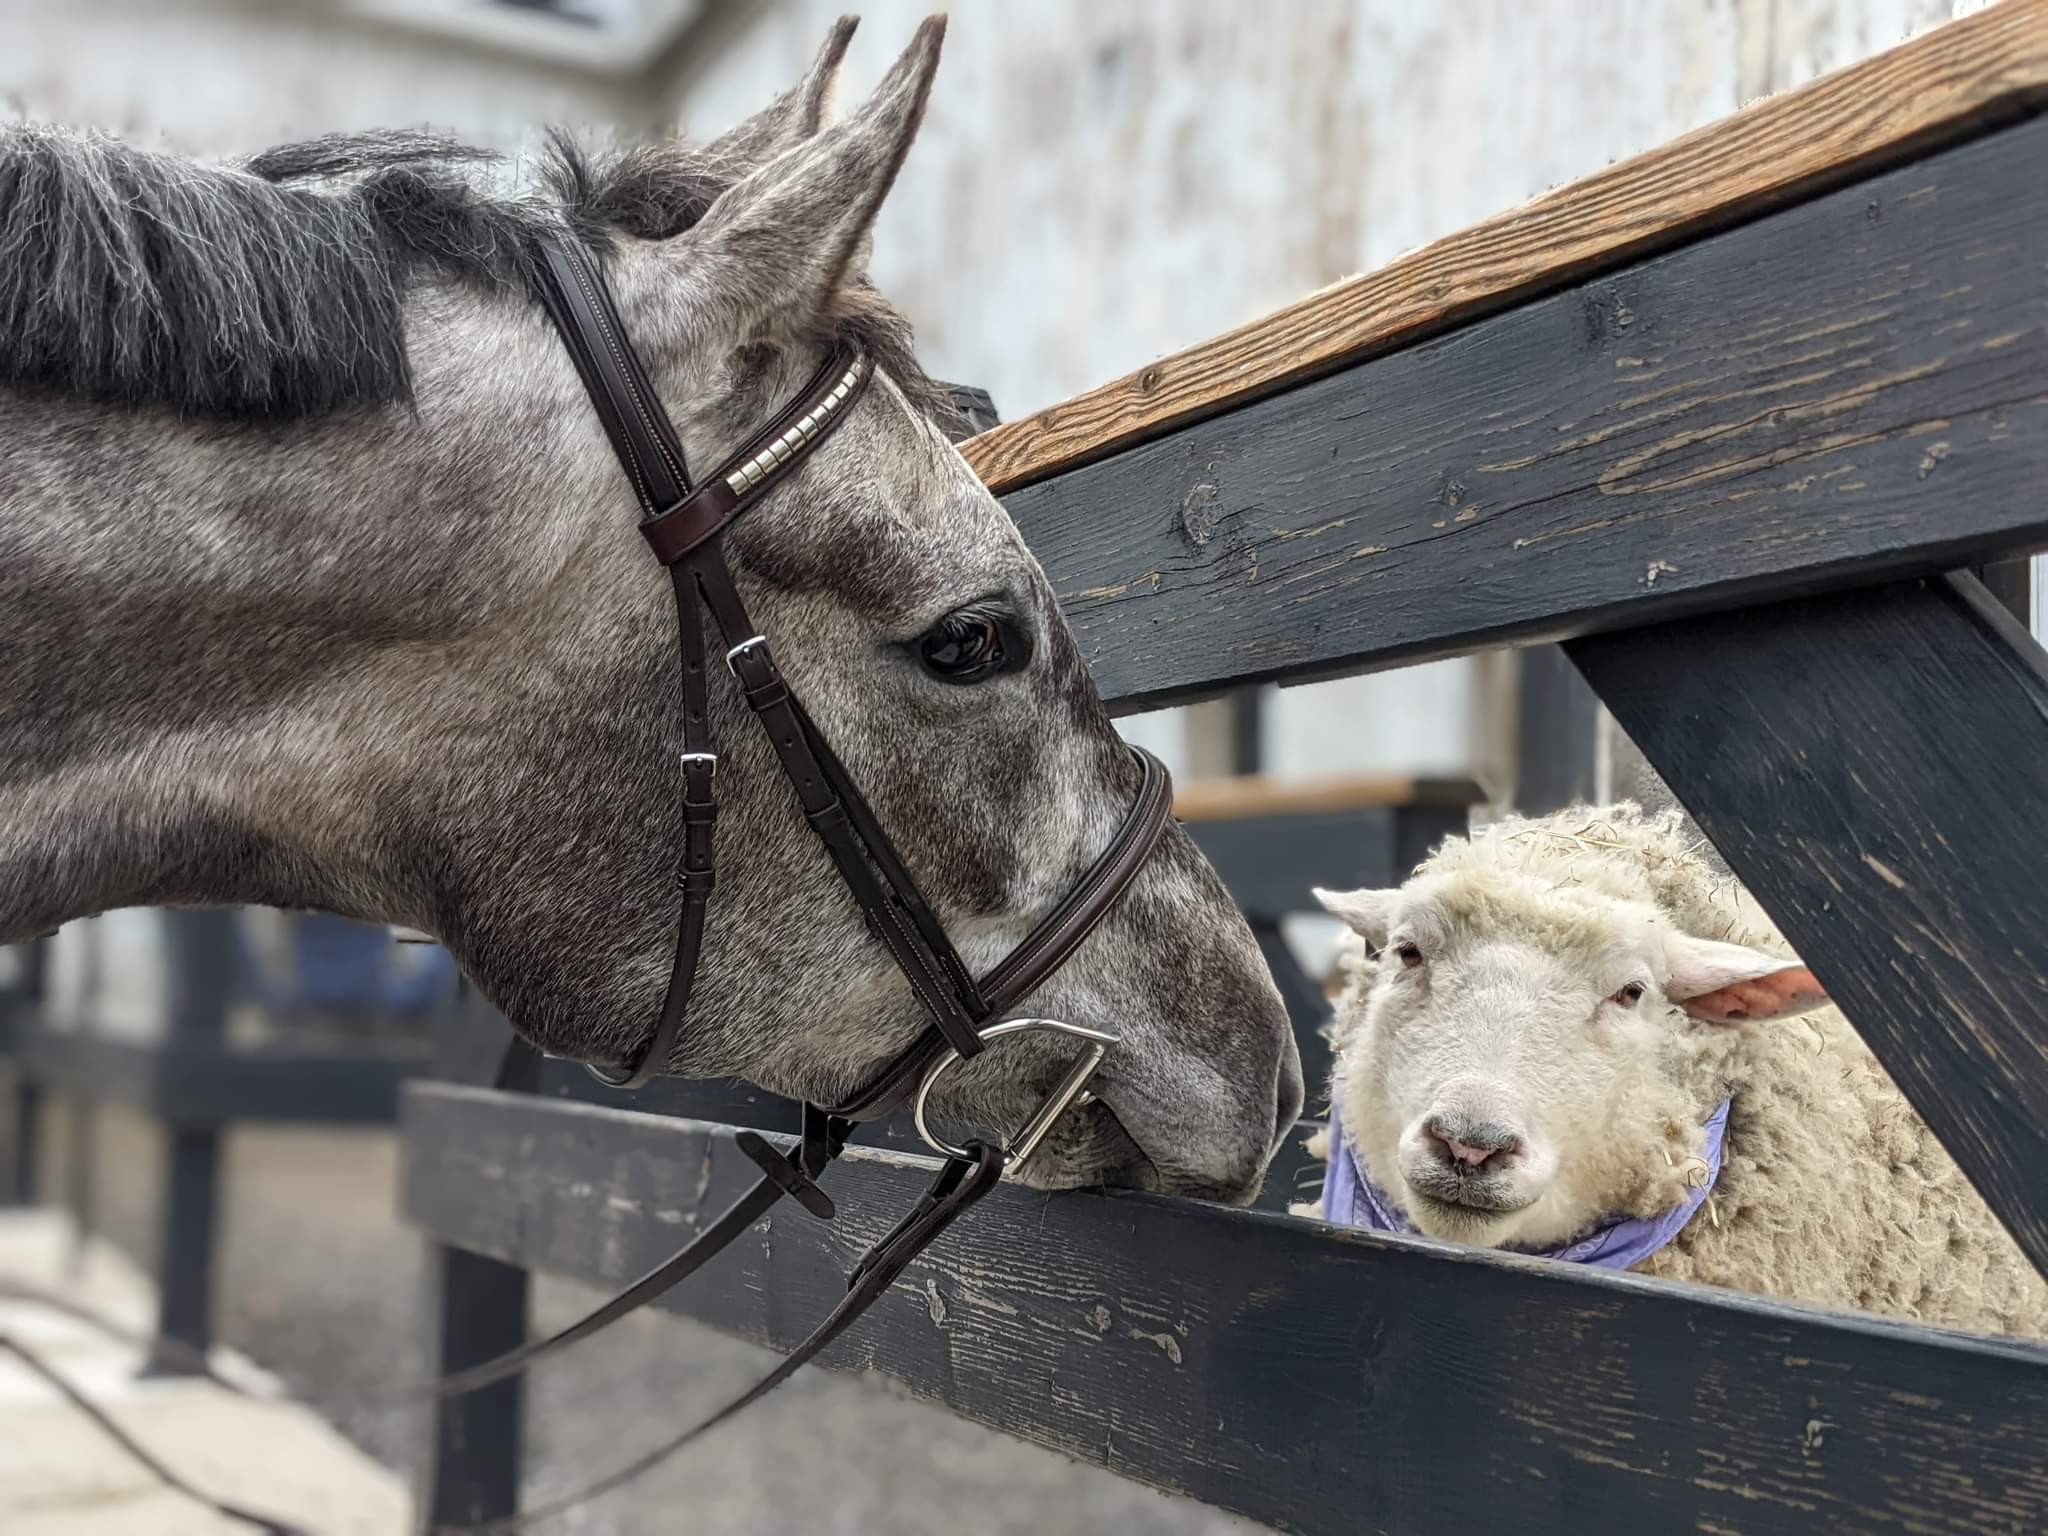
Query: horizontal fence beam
[
  {"left": 427, "top": 994, "right": 1328, "bottom": 1215},
  {"left": 1182, "top": 804, "right": 1468, "bottom": 918},
  {"left": 1005, "top": 114, "right": 2048, "bottom": 714},
  {"left": 11, "top": 1025, "right": 425, "bottom": 1127},
  {"left": 402, "top": 1085, "right": 2048, "bottom": 1536}
]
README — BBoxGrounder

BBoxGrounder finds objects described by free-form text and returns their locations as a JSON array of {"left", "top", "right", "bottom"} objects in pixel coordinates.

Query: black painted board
[
  {"left": 146, "top": 1126, "right": 219, "bottom": 1371},
  {"left": 1185, "top": 804, "right": 1471, "bottom": 914},
  {"left": 419, "top": 978, "right": 529, "bottom": 1532},
  {"left": 420, "top": 1244, "right": 527, "bottom": 1530},
  {"left": 1, "top": 942, "right": 44, "bottom": 1204},
  {"left": 1004, "top": 115, "right": 2048, "bottom": 714},
  {"left": 401, "top": 1085, "right": 2048, "bottom": 1536},
  {"left": 1571, "top": 572, "right": 2048, "bottom": 1279},
  {"left": 429, "top": 987, "right": 1321, "bottom": 1205},
  {"left": 10, "top": 1026, "right": 425, "bottom": 1126}
]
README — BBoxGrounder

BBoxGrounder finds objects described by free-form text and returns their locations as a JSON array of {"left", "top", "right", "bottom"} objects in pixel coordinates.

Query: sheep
[{"left": 1293, "top": 802, "right": 2048, "bottom": 1338}]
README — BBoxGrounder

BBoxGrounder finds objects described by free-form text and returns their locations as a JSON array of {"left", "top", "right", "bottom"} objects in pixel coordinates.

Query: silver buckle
[
  {"left": 724, "top": 635, "right": 768, "bottom": 676},
  {"left": 679, "top": 751, "right": 718, "bottom": 778},
  {"left": 911, "top": 1018, "right": 1118, "bottom": 1172}
]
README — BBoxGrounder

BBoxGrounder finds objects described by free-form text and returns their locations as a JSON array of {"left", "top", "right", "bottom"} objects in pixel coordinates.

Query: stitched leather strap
[
  {"left": 639, "top": 346, "right": 872, "bottom": 567},
  {"left": 691, "top": 541, "right": 990, "bottom": 1060},
  {"left": 980, "top": 745, "right": 1172, "bottom": 1013},
  {"left": 535, "top": 241, "right": 690, "bottom": 515}
]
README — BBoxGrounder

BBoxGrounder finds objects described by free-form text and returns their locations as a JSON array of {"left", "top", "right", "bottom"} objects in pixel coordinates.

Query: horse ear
[
  {"left": 694, "top": 15, "right": 859, "bottom": 175},
  {"left": 1664, "top": 933, "right": 1830, "bottom": 1024},
  {"left": 669, "top": 16, "right": 943, "bottom": 342}
]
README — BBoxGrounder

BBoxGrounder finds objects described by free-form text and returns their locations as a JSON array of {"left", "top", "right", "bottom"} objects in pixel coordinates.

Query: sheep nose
[{"left": 1424, "top": 1115, "right": 1521, "bottom": 1172}]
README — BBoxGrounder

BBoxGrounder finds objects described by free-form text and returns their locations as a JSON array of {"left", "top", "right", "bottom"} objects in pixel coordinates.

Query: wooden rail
[
  {"left": 405, "top": 1086, "right": 2048, "bottom": 1536},
  {"left": 1008, "top": 112, "right": 2048, "bottom": 713},
  {"left": 963, "top": 0, "right": 2048, "bottom": 494}
]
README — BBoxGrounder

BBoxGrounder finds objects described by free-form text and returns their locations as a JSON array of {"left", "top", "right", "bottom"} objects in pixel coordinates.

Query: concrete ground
[
  {"left": 21, "top": 1104, "right": 1272, "bottom": 1535},
  {"left": 0, "top": 1209, "right": 409, "bottom": 1534}
]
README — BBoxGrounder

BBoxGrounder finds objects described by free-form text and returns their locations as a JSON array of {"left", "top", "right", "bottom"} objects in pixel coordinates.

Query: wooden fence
[
  {"left": 407, "top": 6, "right": 2048, "bottom": 1530},
  {"left": 1, "top": 912, "right": 435, "bottom": 1368}
]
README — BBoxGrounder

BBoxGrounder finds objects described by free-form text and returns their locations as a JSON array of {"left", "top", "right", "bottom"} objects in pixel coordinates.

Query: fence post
[
  {"left": 1, "top": 942, "right": 45, "bottom": 1205},
  {"left": 146, "top": 909, "right": 237, "bottom": 1375},
  {"left": 419, "top": 981, "right": 532, "bottom": 1531}
]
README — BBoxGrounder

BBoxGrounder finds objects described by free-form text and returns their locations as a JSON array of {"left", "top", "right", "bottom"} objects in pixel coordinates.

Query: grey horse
[{"left": 0, "top": 16, "right": 1302, "bottom": 1200}]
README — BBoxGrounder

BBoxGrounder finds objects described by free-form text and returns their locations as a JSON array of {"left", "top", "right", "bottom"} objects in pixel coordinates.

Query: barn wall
[{"left": 0, "top": 0, "right": 652, "bottom": 154}]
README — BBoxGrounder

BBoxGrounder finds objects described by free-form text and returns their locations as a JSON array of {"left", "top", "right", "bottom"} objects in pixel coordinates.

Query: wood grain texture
[
  {"left": 1571, "top": 573, "right": 2048, "bottom": 1280},
  {"left": 424, "top": 989, "right": 1330, "bottom": 1216},
  {"left": 964, "top": 0, "right": 2048, "bottom": 493},
  {"left": 1005, "top": 115, "right": 2048, "bottom": 714},
  {"left": 1172, "top": 774, "right": 1482, "bottom": 820},
  {"left": 403, "top": 1085, "right": 2048, "bottom": 1536}
]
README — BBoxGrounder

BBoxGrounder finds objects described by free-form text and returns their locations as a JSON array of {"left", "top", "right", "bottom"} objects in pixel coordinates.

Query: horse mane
[{"left": 0, "top": 125, "right": 963, "bottom": 427}]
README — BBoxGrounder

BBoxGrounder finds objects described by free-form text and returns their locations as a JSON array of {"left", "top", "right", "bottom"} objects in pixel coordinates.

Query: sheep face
[{"left": 1316, "top": 865, "right": 1827, "bottom": 1251}]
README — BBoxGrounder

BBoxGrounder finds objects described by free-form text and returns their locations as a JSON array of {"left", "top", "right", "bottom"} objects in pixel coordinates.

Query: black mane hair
[{"left": 0, "top": 125, "right": 962, "bottom": 428}]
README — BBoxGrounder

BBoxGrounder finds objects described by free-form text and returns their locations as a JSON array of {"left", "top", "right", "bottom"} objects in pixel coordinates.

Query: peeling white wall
[{"left": 0, "top": 0, "right": 653, "bottom": 154}]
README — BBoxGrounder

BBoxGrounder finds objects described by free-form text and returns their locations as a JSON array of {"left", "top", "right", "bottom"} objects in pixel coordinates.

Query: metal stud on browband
[{"left": 723, "top": 355, "right": 870, "bottom": 498}]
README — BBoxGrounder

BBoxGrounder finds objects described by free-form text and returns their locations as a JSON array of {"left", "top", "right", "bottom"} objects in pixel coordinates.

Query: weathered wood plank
[
  {"left": 1003, "top": 113, "right": 2048, "bottom": 714},
  {"left": 1571, "top": 572, "right": 2048, "bottom": 1279},
  {"left": 964, "top": 1, "right": 2048, "bottom": 494},
  {"left": 1172, "top": 774, "right": 1482, "bottom": 821},
  {"left": 426, "top": 998, "right": 1327, "bottom": 1213},
  {"left": 402, "top": 1085, "right": 2048, "bottom": 1536},
  {"left": 419, "top": 981, "right": 526, "bottom": 1534}
]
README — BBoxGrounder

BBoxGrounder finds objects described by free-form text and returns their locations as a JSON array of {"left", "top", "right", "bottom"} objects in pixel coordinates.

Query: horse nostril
[{"left": 1424, "top": 1116, "right": 1522, "bottom": 1172}]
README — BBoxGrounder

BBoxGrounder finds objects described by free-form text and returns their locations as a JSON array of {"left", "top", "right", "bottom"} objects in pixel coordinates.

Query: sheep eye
[
  {"left": 1394, "top": 942, "right": 1423, "bottom": 969},
  {"left": 1610, "top": 982, "right": 1646, "bottom": 1006}
]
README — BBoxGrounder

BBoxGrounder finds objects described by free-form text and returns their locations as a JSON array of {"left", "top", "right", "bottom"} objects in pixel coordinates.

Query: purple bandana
[{"left": 1318, "top": 1095, "right": 1731, "bottom": 1269}]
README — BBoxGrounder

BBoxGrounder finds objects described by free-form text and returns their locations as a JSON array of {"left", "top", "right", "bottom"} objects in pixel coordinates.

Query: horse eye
[
  {"left": 917, "top": 606, "right": 1030, "bottom": 684},
  {"left": 1394, "top": 942, "right": 1423, "bottom": 969},
  {"left": 1610, "top": 982, "right": 1646, "bottom": 1006}
]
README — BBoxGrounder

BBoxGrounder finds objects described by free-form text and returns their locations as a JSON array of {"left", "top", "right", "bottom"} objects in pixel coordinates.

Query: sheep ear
[
  {"left": 1665, "top": 934, "right": 1829, "bottom": 1023},
  {"left": 1314, "top": 887, "right": 1397, "bottom": 948}
]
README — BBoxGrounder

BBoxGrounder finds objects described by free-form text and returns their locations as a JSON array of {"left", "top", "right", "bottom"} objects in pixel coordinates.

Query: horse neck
[{"left": 0, "top": 295, "right": 640, "bottom": 940}]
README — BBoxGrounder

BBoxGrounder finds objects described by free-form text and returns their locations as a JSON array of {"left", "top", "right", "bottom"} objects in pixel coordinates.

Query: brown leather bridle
[
  {"left": 529, "top": 234, "right": 1172, "bottom": 1131},
  {"left": 412, "top": 238, "right": 1177, "bottom": 1530}
]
